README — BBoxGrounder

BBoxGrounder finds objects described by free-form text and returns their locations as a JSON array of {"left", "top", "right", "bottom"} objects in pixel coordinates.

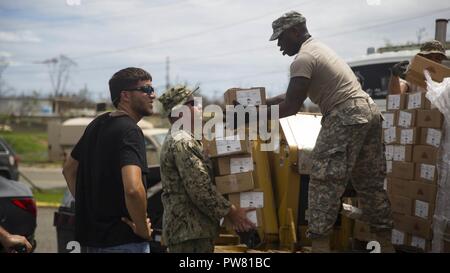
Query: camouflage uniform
[
  {"left": 308, "top": 97, "right": 393, "bottom": 238},
  {"left": 158, "top": 86, "right": 231, "bottom": 253}
]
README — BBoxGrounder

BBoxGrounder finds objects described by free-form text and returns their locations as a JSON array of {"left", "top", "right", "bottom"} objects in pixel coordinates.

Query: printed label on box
[
  {"left": 382, "top": 113, "right": 395, "bottom": 128},
  {"left": 216, "top": 136, "right": 242, "bottom": 155},
  {"left": 236, "top": 89, "right": 262, "bottom": 106},
  {"left": 393, "top": 145, "right": 406, "bottom": 161},
  {"left": 408, "top": 93, "right": 422, "bottom": 109},
  {"left": 398, "top": 111, "right": 412, "bottom": 127},
  {"left": 400, "top": 129, "right": 413, "bottom": 144},
  {"left": 426, "top": 128, "right": 442, "bottom": 148},
  {"left": 247, "top": 210, "right": 258, "bottom": 226},
  {"left": 391, "top": 229, "right": 405, "bottom": 245},
  {"left": 411, "top": 236, "right": 426, "bottom": 250},
  {"left": 384, "top": 127, "right": 397, "bottom": 143},
  {"left": 385, "top": 145, "right": 394, "bottom": 161},
  {"left": 420, "top": 164, "right": 435, "bottom": 181},
  {"left": 388, "top": 95, "right": 401, "bottom": 110},
  {"left": 230, "top": 157, "right": 253, "bottom": 174},
  {"left": 386, "top": 161, "right": 392, "bottom": 174},
  {"left": 240, "top": 192, "right": 264, "bottom": 208},
  {"left": 415, "top": 200, "right": 430, "bottom": 219}
]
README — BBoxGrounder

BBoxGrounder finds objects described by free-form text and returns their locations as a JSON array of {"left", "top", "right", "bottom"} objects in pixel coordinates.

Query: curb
[{"left": 36, "top": 201, "right": 60, "bottom": 208}]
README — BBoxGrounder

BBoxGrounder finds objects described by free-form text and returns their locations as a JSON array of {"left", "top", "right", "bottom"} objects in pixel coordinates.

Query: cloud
[{"left": 0, "top": 30, "right": 41, "bottom": 43}]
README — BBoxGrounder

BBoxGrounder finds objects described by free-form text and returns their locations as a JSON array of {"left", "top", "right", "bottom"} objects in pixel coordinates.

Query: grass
[
  {"left": 33, "top": 188, "right": 65, "bottom": 205},
  {"left": 0, "top": 131, "right": 49, "bottom": 163}
]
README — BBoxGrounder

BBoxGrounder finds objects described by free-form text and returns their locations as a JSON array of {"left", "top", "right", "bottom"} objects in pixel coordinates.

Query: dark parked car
[
  {"left": 0, "top": 176, "right": 37, "bottom": 252},
  {"left": 53, "top": 165, "right": 166, "bottom": 253},
  {"left": 0, "top": 137, "right": 20, "bottom": 181}
]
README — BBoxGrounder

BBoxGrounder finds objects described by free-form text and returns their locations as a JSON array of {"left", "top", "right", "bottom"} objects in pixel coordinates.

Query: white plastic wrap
[{"left": 425, "top": 71, "right": 450, "bottom": 252}]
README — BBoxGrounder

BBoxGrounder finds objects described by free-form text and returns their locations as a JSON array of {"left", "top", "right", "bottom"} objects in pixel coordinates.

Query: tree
[
  {"left": 0, "top": 57, "right": 13, "bottom": 98},
  {"left": 39, "top": 54, "right": 77, "bottom": 97}
]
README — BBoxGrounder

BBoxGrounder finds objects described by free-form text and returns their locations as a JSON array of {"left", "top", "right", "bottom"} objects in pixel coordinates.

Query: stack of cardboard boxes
[
  {"left": 383, "top": 91, "right": 443, "bottom": 252},
  {"left": 204, "top": 87, "right": 267, "bottom": 231}
]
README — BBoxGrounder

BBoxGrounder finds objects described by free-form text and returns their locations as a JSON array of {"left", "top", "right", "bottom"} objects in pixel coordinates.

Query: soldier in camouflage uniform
[
  {"left": 158, "top": 85, "right": 255, "bottom": 253},
  {"left": 267, "top": 11, "right": 394, "bottom": 252}
]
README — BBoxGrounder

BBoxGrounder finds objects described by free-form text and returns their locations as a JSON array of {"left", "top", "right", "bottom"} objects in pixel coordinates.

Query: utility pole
[{"left": 165, "top": 56, "right": 170, "bottom": 90}]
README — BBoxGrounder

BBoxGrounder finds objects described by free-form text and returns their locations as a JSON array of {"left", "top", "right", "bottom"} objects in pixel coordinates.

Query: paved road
[
  {"left": 19, "top": 166, "right": 66, "bottom": 190},
  {"left": 35, "top": 207, "right": 58, "bottom": 253}
]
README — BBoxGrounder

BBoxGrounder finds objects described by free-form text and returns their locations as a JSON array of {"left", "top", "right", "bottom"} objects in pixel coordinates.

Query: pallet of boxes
[
  {"left": 382, "top": 55, "right": 450, "bottom": 252},
  {"left": 203, "top": 87, "right": 273, "bottom": 253}
]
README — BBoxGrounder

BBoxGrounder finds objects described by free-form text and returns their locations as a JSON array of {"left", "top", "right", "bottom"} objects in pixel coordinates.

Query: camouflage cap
[
  {"left": 269, "top": 11, "right": 306, "bottom": 41},
  {"left": 419, "top": 40, "right": 447, "bottom": 59},
  {"left": 157, "top": 85, "right": 199, "bottom": 117}
]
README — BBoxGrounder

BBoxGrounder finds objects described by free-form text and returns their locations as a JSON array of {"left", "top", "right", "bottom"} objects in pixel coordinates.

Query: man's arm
[
  {"left": 121, "top": 165, "right": 152, "bottom": 240},
  {"left": 0, "top": 226, "right": 32, "bottom": 253},
  {"left": 62, "top": 155, "right": 79, "bottom": 197},
  {"left": 277, "top": 76, "right": 310, "bottom": 118},
  {"left": 266, "top": 93, "right": 286, "bottom": 106}
]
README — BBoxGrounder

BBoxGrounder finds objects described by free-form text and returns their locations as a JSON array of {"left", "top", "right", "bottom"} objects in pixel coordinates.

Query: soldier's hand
[
  {"left": 122, "top": 217, "right": 153, "bottom": 240},
  {"left": 3, "top": 234, "right": 32, "bottom": 253},
  {"left": 391, "top": 60, "right": 409, "bottom": 77},
  {"left": 226, "top": 205, "right": 257, "bottom": 232}
]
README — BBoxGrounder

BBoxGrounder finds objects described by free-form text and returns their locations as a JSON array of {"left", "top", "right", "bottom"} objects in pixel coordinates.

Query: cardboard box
[
  {"left": 409, "top": 235, "right": 431, "bottom": 252},
  {"left": 413, "top": 145, "right": 439, "bottom": 165},
  {"left": 391, "top": 229, "right": 409, "bottom": 246},
  {"left": 203, "top": 136, "right": 252, "bottom": 158},
  {"left": 420, "top": 128, "right": 442, "bottom": 148},
  {"left": 353, "top": 220, "right": 376, "bottom": 241},
  {"left": 406, "top": 92, "right": 432, "bottom": 110},
  {"left": 397, "top": 110, "right": 416, "bottom": 128},
  {"left": 223, "top": 209, "right": 263, "bottom": 228},
  {"left": 227, "top": 190, "right": 264, "bottom": 209},
  {"left": 413, "top": 199, "right": 435, "bottom": 221},
  {"left": 382, "top": 111, "right": 397, "bottom": 129},
  {"left": 387, "top": 178, "right": 410, "bottom": 198},
  {"left": 215, "top": 172, "right": 254, "bottom": 194},
  {"left": 405, "top": 55, "right": 450, "bottom": 89},
  {"left": 385, "top": 145, "right": 394, "bottom": 161},
  {"left": 389, "top": 195, "right": 413, "bottom": 215},
  {"left": 399, "top": 128, "right": 419, "bottom": 145},
  {"left": 224, "top": 87, "right": 266, "bottom": 106},
  {"left": 215, "top": 155, "right": 254, "bottom": 176},
  {"left": 416, "top": 109, "right": 444, "bottom": 129},
  {"left": 391, "top": 161, "right": 415, "bottom": 180},
  {"left": 388, "top": 178, "right": 437, "bottom": 203},
  {"left": 392, "top": 213, "right": 433, "bottom": 239},
  {"left": 383, "top": 127, "right": 400, "bottom": 144},
  {"left": 415, "top": 163, "right": 438, "bottom": 183},
  {"left": 386, "top": 94, "right": 406, "bottom": 111},
  {"left": 393, "top": 145, "right": 413, "bottom": 162}
]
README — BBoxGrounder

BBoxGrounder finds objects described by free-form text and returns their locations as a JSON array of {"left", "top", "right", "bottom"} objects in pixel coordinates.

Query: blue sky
[{"left": 1, "top": 0, "right": 449, "bottom": 102}]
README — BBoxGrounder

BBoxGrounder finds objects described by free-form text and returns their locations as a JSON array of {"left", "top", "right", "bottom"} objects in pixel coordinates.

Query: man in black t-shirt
[{"left": 62, "top": 67, "right": 155, "bottom": 253}]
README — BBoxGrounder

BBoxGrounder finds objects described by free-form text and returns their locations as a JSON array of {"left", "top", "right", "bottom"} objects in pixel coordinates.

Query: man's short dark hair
[{"left": 109, "top": 67, "right": 152, "bottom": 108}]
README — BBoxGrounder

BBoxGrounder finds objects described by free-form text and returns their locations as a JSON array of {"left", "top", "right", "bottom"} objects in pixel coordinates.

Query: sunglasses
[{"left": 123, "top": 85, "right": 155, "bottom": 95}]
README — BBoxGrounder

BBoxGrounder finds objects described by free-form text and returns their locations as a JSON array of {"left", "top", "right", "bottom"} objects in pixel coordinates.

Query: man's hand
[
  {"left": 391, "top": 60, "right": 409, "bottom": 77},
  {"left": 226, "top": 205, "right": 257, "bottom": 232},
  {"left": 2, "top": 234, "right": 32, "bottom": 253},
  {"left": 122, "top": 217, "right": 153, "bottom": 240}
]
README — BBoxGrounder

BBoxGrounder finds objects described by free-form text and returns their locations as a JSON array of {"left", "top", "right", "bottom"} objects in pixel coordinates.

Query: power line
[{"left": 70, "top": 0, "right": 319, "bottom": 60}]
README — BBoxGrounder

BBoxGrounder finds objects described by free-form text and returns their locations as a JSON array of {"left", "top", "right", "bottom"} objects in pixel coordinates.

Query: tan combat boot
[
  {"left": 311, "top": 236, "right": 332, "bottom": 253},
  {"left": 375, "top": 230, "right": 396, "bottom": 253}
]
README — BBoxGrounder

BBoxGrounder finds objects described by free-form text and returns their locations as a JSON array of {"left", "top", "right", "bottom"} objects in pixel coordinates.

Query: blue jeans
[{"left": 86, "top": 242, "right": 150, "bottom": 253}]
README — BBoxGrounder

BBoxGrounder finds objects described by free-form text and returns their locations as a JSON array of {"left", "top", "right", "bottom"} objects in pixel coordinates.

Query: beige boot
[
  {"left": 375, "top": 230, "right": 396, "bottom": 253},
  {"left": 311, "top": 236, "right": 332, "bottom": 253}
]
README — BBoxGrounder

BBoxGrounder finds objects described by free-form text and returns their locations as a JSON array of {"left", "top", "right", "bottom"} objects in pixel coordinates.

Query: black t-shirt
[{"left": 71, "top": 113, "right": 148, "bottom": 247}]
